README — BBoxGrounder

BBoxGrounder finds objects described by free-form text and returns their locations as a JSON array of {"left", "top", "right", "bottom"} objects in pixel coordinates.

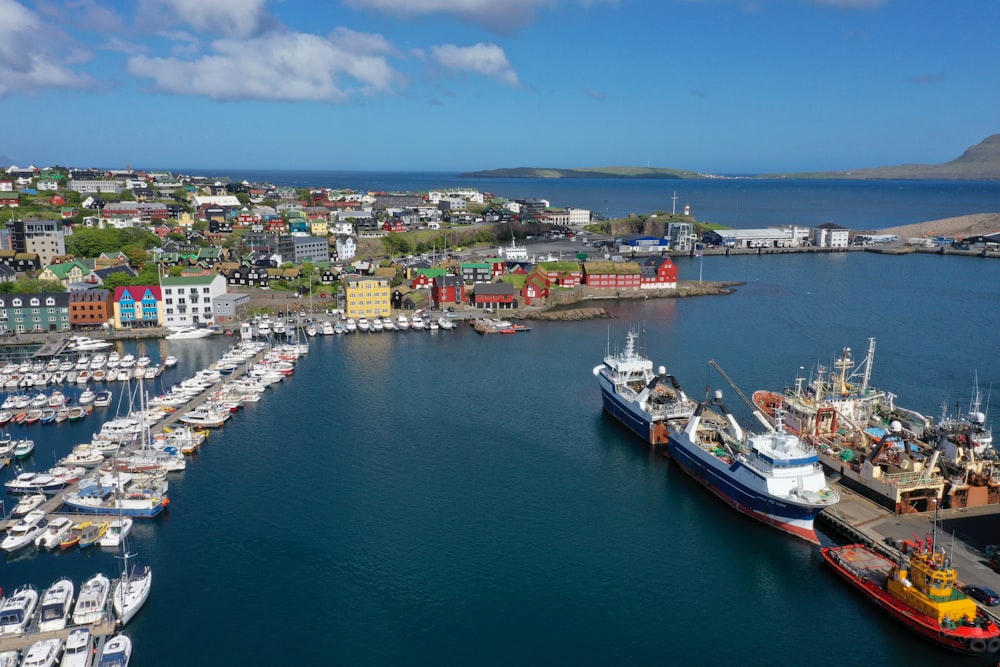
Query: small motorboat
[
  {"left": 13, "top": 438, "right": 34, "bottom": 459},
  {"left": 1, "top": 510, "right": 48, "bottom": 552},
  {"left": 10, "top": 492, "right": 46, "bottom": 517},
  {"left": 34, "top": 516, "right": 74, "bottom": 550},
  {"left": 78, "top": 520, "right": 110, "bottom": 548},
  {"left": 61, "top": 521, "right": 90, "bottom": 550},
  {"left": 60, "top": 628, "right": 93, "bottom": 667},
  {"left": 93, "top": 390, "right": 112, "bottom": 408},
  {"left": 72, "top": 573, "right": 110, "bottom": 625},
  {"left": 0, "top": 585, "right": 39, "bottom": 635},
  {"left": 37, "top": 578, "right": 75, "bottom": 632},
  {"left": 163, "top": 355, "right": 178, "bottom": 368},
  {"left": 99, "top": 518, "right": 133, "bottom": 548},
  {"left": 78, "top": 389, "right": 96, "bottom": 405},
  {"left": 97, "top": 634, "right": 131, "bottom": 667}
]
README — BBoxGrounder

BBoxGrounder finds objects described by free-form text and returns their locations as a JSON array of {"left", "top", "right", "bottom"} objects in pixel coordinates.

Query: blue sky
[{"left": 1, "top": 0, "right": 998, "bottom": 173}]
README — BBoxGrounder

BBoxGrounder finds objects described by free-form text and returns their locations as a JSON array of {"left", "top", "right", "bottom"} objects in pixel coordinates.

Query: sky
[{"left": 1, "top": 0, "right": 998, "bottom": 174}]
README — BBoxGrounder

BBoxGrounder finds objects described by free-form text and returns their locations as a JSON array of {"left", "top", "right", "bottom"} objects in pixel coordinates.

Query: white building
[
  {"left": 191, "top": 195, "right": 241, "bottom": 208},
  {"left": 813, "top": 223, "right": 851, "bottom": 248},
  {"left": 335, "top": 235, "right": 357, "bottom": 260},
  {"left": 568, "top": 208, "right": 591, "bottom": 226},
  {"left": 159, "top": 274, "right": 228, "bottom": 328}
]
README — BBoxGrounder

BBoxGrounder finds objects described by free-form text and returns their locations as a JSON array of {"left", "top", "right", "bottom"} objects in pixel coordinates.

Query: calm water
[
  {"left": 4, "top": 183, "right": 1000, "bottom": 665},
  {"left": 208, "top": 168, "right": 1000, "bottom": 230}
]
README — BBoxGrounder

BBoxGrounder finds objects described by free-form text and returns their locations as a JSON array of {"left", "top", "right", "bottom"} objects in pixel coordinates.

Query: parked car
[{"left": 964, "top": 585, "right": 1000, "bottom": 606}]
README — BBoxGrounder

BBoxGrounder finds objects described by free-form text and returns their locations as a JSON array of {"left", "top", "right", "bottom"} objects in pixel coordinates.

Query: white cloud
[
  {"left": 346, "top": 0, "right": 554, "bottom": 30},
  {"left": 429, "top": 43, "right": 520, "bottom": 86},
  {"left": 0, "top": 0, "right": 94, "bottom": 95},
  {"left": 137, "top": 0, "right": 271, "bottom": 38},
  {"left": 127, "top": 30, "right": 404, "bottom": 102}
]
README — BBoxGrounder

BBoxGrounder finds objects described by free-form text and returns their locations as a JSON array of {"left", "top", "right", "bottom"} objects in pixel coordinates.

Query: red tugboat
[{"left": 822, "top": 537, "right": 1000, "bottom": 656}]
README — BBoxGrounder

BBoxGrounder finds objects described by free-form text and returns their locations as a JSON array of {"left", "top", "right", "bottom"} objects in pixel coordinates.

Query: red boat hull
[{"left": 821, "top": 545, "right": 1000, "bottom": 656}]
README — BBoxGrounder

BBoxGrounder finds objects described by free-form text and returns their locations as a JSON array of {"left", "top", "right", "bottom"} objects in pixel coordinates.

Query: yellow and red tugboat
[{"left": 822, "top": 536, "right": 1000, "bottom": 656}]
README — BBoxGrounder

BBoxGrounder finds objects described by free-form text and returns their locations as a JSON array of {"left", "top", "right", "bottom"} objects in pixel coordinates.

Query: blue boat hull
[
  {"left": 597, "top": 374, "right": 656, "bottom": 444},
  {"left": 666, "top": 434, "right": 824, "bottom": 543}
]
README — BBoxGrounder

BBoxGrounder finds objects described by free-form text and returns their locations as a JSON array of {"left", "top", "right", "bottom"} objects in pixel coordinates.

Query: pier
[{"left": 0, "top": 616, "right": 117, "bottom": 653}]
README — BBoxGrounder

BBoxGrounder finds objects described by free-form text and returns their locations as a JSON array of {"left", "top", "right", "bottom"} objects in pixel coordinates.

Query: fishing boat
[
  {"left": 61, "top": 472, "right": 170, "bottom": 519},
  {"left": 666, "top": 393, "right": 840, "bottom": 543},
  {"left": 0, "top": 585, "right": 38, "bottom": 635},
  {"left": 78, "top": 520, "right": 110, "bottom": 548},
  {"left": 19, "top": 638, "right": 62, "bottom": 667},
  {"left": 72, "top": 573, "right": 110, "bottom": 625},
  {"left": 61, "top": 628, "right": 94, "bottom": 667},
  {"left": 1, "top": 509, "right": 48, "bottom": 552},
  {"left": 60, "top": 521, "right": 90, "bottom": 549},
  {"left": 97, "top": 634, "right": 131, "bottom": 667},
  {"left": 591, "top": 330, "right": 697, "bottom": 445},
  {"left": 34, "top": 516, "right": 74, "bottom": 550},
  {"left": 37, "top": 578, "right": 75, "bottom": 632},
  {"left": 753, "top": 340, "right": 947, "bottom": 514},
  {"left": 68, "top": 406, "right": 90, "bottom": 421},
  {"left": 822, "top": 534, "right": 1000, "bottom": 655}
]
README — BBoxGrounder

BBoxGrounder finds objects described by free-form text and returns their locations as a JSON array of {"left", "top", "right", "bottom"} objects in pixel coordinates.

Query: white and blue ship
[
  {"left": 592, "top": 330, "right": 697, "bottom": 445},
  {"left": 594, "top": 331, "right": 839, "bottom": 543}
]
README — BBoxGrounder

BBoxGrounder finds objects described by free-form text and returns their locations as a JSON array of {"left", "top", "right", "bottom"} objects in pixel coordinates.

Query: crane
[{"left": 707, "top": 358, "right": 776, "bottom": 433}]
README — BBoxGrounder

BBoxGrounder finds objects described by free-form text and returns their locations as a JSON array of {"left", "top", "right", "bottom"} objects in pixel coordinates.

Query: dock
[
  {"left": 0, "top": 612, "right": 117, "bottom": 653},
  {"left": 819, "top": 479, "right": 1000, "bottom": 621}
]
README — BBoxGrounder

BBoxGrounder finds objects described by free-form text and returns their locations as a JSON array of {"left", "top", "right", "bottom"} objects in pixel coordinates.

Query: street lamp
[{"left": 688, "top": 235, "right": 703, "bottom": 284}]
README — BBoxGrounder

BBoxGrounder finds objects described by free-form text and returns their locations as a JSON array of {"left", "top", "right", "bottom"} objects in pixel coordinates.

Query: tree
[
  {"left": 121, "top": 245, "right": 149, "bottom": 267},
  {"left": 101, "top": 272, "right": 139, "bottom": 290},
  {"left": 1, "top": 277, "right": 66, "bottom": 294}
]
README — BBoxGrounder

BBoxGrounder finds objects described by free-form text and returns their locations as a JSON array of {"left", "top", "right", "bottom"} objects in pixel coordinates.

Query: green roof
[
  {"left": 538, "top": 261, "right": 582, "bottom": 272},
  {"left": 585, "top": 261, "right": 641, "bottom": 274},
  {"left": 160, "top": 275, "right": 220, "bottom": 286},
  {"left": 45, "top": 260, "right": 90, "bottom": 279}
]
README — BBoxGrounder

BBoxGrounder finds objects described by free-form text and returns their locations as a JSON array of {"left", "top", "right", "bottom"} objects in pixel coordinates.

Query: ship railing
[{"left": 881, "top": 470, "right": 944, "bottom": 490}]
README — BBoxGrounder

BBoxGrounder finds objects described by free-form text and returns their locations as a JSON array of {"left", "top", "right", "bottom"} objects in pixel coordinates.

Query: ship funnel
[
  {"left": 658, "top": 366, "right": 666, "bottom": 375},
  {"left": 890, "top": 420, "right": 903, "bottom": 433},
  {"left": 714, "top": 389, "right": 723, "bottom": 400}
]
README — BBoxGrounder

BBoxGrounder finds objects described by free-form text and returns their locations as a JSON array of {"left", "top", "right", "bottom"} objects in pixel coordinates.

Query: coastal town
[{"left": 2, "top": 165, "right": 999, "bottom": 341}]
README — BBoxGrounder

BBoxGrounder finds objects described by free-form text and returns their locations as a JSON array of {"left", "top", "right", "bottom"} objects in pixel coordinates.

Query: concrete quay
[{"left": 819, "top": 480, "right": 1000, "bottom": 618}]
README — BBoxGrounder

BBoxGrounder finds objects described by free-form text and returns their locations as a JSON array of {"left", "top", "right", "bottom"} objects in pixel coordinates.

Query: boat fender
[
  {"left": 969, "top": 638, "right": 988, "bottom": 654},
  {"left": 987, "top": 638, "right": 1000, "bottom": 654}
]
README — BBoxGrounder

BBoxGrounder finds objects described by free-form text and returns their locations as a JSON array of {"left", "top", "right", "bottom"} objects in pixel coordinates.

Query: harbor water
[{"left": 4, "top": 182, "right": 1000, "bottom": 665}]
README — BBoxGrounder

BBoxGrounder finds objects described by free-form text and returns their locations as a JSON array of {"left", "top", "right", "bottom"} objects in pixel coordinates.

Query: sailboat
[{"left": 112, "top": 380, "right": 153, "bottom": 626}]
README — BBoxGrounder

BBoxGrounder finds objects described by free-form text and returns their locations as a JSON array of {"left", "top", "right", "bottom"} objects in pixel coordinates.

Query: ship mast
[{"left": 861, "top": 337, "right": 876, "bottom": 394}]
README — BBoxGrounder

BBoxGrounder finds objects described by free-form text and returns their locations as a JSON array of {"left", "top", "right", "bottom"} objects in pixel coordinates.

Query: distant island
[{"left": 460, "top": 134, "right": 1000, "bottom": 181}]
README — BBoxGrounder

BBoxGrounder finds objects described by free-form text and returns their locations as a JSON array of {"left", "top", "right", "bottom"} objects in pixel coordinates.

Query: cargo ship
[{"left": 822, "top": 537, "right": 1000, "bottom": 656}]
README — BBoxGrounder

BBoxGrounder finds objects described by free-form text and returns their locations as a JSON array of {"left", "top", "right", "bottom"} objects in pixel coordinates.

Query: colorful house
[
  {"left": 113, "top": 285, "right": 164, "bottom": 329},
  {"left": 0, "top": 293, "right": 71, "bottom": 332},
  {"left": 520, "top": 268, "right": 550, "bottom": 306},
  {"left": 39, "top": 260, "right": 95, "bottom": 287},
  {"left": 432, "top": 275, "right": 465, "bottom": 307},
  {"left": 159, "top": 274, "right": 228, "bottom": 327},
  {"left": 582, "top": 261, "right": 642, "bottom": 289},
  {"left": 70, "top": 289, "right": 113, "bottom": 328},
  {"left": 536, "top": 261, "right": 583, "bottom": 287},
  {"left": 343, "top": 275, "right": 391, "bottom": 319},
  {"left": 638, "top": 256, "right": 678, "bottom": 289},
  {"left": 410, "top": 268, "right": 447, "bottom": 289},
  {"left": 460, "top": 262, "right": 492, "bottom": 284},
  {"left": 471, "top": 283, "right": 517, "bottom": 310}
]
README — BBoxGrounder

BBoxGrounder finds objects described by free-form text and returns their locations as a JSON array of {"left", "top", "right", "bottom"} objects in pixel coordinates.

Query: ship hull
[
  {"left": 667, "top": 433, "right": 824, "bottom": 544},
  {"left": 597, "top": 373, "right": 656, "bottom": 445},
  {"left": 821, "top": 544, "right": 1000, "bottom": 655}
]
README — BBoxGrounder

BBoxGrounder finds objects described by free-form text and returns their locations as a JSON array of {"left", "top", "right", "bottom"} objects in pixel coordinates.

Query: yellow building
[
  {"left": 344, "top": 275, "right": 391, "bottom": 318},
  {"left": 309, "top": 219, "right": 329, "bottom": 236}
]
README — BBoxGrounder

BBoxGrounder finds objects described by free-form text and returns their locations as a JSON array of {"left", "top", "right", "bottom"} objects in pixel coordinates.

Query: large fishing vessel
[
  {"left": 822, "top": 536, "right": 1000, "bottom": 656},
  {"left": 592, "top": 330, "right": 696, "bottom": 445},
  {"left": 665, "top": 393, "right": 839, "bottom": 543},
  {"left": 753, "top": 340, "right": 948, "bottom": 513}
]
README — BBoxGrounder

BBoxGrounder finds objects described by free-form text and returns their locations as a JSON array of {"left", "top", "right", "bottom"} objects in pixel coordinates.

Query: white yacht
[
  {"left": 97, "top": 634, "right": 131, "bottom": 667},
  {"left": 72, "top": 573, "right": 110, "bottom": 625},
  {"left": 0, "top": 585, "right": 38, "bottom": 635},
  {"left": 19, "top": 638, "right": 62, "bottom": 667},
  {"left": 165, "top": 327, "right": 213, "bottom": 340},
  {"left": 60, "top": 628, "right": 93, "bottom": 667},
  {"left": 1, "top": 510, "right": 49, "bottom": 552},
  {"left": 37, "top": 578, "right": 75, "bottom": 632},
  {"left": 99, "top": 518, "right": 133, "bottom": 548},
  {"left": 35, "top": 517, "right": 74, "bottom": 550}
]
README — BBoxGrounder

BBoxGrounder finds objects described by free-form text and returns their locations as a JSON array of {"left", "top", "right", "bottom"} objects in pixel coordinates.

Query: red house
[
  {"left": 639, "top": 256, "right": 678, "bottom": 289},
  {"left": 537, "top": 261, "right": 583, "bottom": 287},
  {"left": 472, "top": 282, "right": 516, "bottom": 309},
  {"left": 382, "top": 219, "right": 407, "bottom": 233},
  {"left": 583, "top": 261, "right": 642, "bottom": 289},
  {"left": 520, "top": 268, "right": 550, "bottom": 306},
  {"left": 410, "top": 269, "right": 446, "bottom": 289},
  {"left": 432, "top": 275, "right": 465, "bottom": 307}
]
